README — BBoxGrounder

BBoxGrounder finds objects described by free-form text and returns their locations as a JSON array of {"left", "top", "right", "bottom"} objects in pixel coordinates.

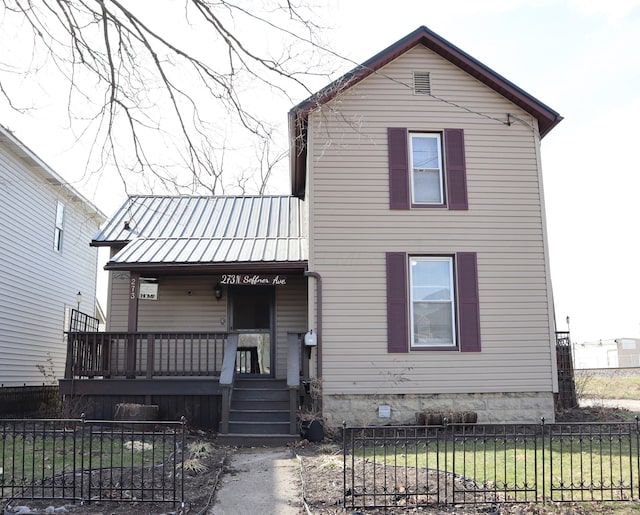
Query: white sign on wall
[{"left": 139, "top": 282, "right": 158, "bottom": 300}]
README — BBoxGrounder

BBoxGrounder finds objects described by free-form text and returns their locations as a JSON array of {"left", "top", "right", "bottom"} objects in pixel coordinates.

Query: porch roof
[{"left": 93, "top": 195, "right": 308, "bottom": 270}]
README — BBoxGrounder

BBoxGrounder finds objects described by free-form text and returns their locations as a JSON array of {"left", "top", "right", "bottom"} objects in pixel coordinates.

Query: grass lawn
[
  {"left": 0, "top": 429, "right": 175, "bottom": 485},
  {"left": 356, "top": 429, "right": 639, "bottom": 504},
  {"left": 578, "top": 373, "right": 640, "bottom": 400}
]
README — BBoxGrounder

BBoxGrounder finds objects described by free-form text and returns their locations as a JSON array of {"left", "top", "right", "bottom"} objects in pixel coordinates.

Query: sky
[{"left": 1, "top": 0, "right": 639, "bottom": 344}]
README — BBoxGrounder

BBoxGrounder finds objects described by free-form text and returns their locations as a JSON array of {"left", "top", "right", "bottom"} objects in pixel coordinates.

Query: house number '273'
[{"left": 220, "top": 274, "right": 286, "bottom": 286}]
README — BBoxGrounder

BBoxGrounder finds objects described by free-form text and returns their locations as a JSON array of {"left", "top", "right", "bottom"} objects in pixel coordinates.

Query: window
[
  {"left": 388, "top": 128, "right": 468, "bottom": 210},
  {"left": 409, "top": 257, "right": 455, "bottom": 347},
  {"left": 54, "top": 201, "right": 65, "bottom": 252},
  {"left": 386, "top": 252, "right": 480, "bottom": 353},
  {"left": 410, "top": 134, "right": 443, "bottom": 205}
]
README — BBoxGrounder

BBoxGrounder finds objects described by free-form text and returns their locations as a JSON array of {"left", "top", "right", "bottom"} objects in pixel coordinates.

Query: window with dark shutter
[
  {"left": 444, "top": 129, "right": 468, "bottom": 210},
  {"left": 388, "top": 128, "right": 410, "bottom": 210},
  {"left": 388, "top": 128, "right": 468, "bottom": 210},
  {"left": 386, "top": 252, "right": 409, "bottom": 352},
  {"left": 386, "top": 251, "right": 481, "bottom": 353},
  {"left": 456, "top": 252, "right": 481, "bottom": 352}
]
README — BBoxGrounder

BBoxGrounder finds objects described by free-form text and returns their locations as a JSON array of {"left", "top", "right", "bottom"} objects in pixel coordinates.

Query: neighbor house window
[
  {"left": 54, "top": 201, "right": 65, "bottom": 252},
  {"left": 410, "top": 133, "right": 443, "bottom": 205},
  {"left": 409, "top": 256, "right": 455, "bottom": 347}
]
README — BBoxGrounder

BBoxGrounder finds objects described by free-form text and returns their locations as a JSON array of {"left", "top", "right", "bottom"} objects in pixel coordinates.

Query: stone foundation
[{"left": 323, "top": 392, "right": 555, "bottom": 427}]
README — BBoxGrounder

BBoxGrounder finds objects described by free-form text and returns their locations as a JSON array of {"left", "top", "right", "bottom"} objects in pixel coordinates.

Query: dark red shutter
[
  {"left": 456, "top": 252, "right": 480, "bottom": 352},
  {"left": 444, "top": 129, "right": 468, "bottom": 210},
  {"left": 388, "top": 128, "right": 410, "bottom": 209},
  {"left": 386, "top": 252, "right": 409, "bottom": 352}
]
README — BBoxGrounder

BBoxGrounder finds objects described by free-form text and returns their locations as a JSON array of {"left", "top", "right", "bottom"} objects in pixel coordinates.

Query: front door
[{"left": 229, "top": 286, "right": 274, "bottom": 376}]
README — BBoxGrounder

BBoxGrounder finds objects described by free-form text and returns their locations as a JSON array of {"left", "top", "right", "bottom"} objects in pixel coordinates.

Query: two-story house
[
  {"left": 0, "top": 125, "right": 105, "bottom": 396},
  {"left": 291, "top": 26, "right": 562, "bottom": 427},
  {"left": 60, "top": 26, "right": 562, "bottom": 439}
]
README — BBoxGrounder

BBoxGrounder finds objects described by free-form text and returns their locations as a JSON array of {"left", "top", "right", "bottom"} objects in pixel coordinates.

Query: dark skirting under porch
[{"left": 59, "top": 378, "right": 223, "bottom": 428}]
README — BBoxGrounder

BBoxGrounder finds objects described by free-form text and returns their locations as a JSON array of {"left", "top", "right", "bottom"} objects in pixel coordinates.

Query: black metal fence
[
  {"left": 69, "top": 308, "right": 100, "bottom": 332},
  {"left": 0, "top": 416, "right": 185, "bottom": 508},
  {"left": 0, "top": 385, "right": 60, "bottom": 418},
  {"left": 343, "top": 419, "right": 640, "bottom": 510}
]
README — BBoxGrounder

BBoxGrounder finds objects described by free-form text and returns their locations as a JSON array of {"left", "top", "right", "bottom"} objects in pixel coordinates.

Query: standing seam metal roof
[{"left": 92, "top": 195, "right": 308, "bottom": 266}]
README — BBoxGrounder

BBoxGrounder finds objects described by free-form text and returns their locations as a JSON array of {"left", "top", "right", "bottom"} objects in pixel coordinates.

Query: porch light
[
  {"left": 76, "top": 291, "right": 82, "bottom": 310},
  {"left": 214, "top": 283, "right": 223, "bottom": 301}
]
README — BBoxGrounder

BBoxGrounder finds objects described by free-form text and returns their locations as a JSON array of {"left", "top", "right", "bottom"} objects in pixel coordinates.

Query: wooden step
[
  {"left": 228, "top": 420, "right": 291, "bottom": 434},
  {"left": 222, "top": 378, "right": 298, "bottom": 441},
  {"left": 230, "top": 409, "right": 290, "bottom": 423}
]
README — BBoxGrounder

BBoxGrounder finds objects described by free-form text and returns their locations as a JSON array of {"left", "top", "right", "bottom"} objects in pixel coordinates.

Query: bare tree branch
[{"left": 0, "top": 0, "right": 338, "bottom": 196}]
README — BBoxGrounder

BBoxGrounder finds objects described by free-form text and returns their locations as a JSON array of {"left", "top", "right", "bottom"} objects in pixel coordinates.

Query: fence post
[
  {"left": 342, "top": 421, "right": 348, "bottom": 510},
  {"left": 631, "top": 415, "right": 640, "bottom": 497},
  {"left": 540, "top": 417, "right": 546, "bottom": 503},
  {"left": 179, "top": 416, "right": 186, "bottom": 508},
  {"left": 443, "top": 417, "right": 450, "bottom": 505},
  {"left": 80, "top": 413, "right": 86, "bottom": 503}
]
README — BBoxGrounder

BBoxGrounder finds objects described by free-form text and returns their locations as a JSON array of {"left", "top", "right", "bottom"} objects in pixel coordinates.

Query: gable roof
[
  {"left": 0, "top": 125, "right": 106, "bottom": 223},
  {"left": 93, "top": 195, "right": 308, "bottom": 272},
  {"left": 288, "top": 25, "right": 563, "bottom": 198}
]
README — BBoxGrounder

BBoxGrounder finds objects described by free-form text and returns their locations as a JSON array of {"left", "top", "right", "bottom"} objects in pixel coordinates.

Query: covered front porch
[
  {"left": 59, "top": 328, "right": 311, "bottom": 435},
  {"left": 74, "top": 195, "right": 315, "bottom": 438}
]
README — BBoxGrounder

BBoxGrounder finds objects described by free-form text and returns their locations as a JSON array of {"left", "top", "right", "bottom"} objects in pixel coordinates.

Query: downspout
[{"left": 304, "top": 271, "right": 322, "bottom": 378}]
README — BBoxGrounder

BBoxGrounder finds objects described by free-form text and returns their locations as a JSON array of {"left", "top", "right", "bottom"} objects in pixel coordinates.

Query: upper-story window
[
  {"left": 54, "top": 201, "right": 65, "bottom": 252},
  {"left": 410, "top": 133, "right": 443, "bottom": 205},
  {"left": 388, "top": 128, "right": 468, "bottom": 210}
]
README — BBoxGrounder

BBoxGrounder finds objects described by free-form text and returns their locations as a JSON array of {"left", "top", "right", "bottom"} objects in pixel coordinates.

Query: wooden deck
[{"left": 61, "top": 331, "right": 307, "bottom": 435}]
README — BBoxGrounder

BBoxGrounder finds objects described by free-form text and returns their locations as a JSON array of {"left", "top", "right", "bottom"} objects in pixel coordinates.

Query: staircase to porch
[{"left": 218, "top": 378, "right": 300, "bottom": 446}]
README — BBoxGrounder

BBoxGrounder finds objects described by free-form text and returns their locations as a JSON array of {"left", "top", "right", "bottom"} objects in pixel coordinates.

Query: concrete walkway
[{"left": 209, "top": 447, "right": 304, "bottom": 515}]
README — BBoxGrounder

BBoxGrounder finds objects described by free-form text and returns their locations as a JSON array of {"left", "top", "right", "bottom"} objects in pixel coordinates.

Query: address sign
[{"left": 220, "top": 274, "right": 286, "bottom": 286}]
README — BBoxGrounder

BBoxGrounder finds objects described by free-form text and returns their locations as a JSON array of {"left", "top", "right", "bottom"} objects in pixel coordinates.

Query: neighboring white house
[{"left": 0, "top": 125, "right": 105, "bottom": 387}]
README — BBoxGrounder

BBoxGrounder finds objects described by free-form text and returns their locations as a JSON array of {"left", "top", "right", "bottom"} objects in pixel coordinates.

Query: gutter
[{"left": 304, "top": 271, "right": 322, "bottom": 378}]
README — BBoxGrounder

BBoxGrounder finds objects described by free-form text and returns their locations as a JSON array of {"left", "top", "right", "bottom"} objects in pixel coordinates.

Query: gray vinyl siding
[
  {"left": 0, "top": 143, "right": 102, "bottom": 386},
  {"left": 137, "top": 276, "right": 227, "bottom": 332},
  {"left": 106, "top": 268, "right": 129, "bottom": 331},
  {"left": 274, "top": 276, "right": 308, "bottom": 379},
  {"left": 308, "top": 45, "right": 556, "bottom": 395}
]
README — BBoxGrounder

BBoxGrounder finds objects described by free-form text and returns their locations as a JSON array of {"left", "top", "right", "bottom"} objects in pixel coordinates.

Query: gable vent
[{"left": 413, "top": 72, "right": 431, "bottom": 95}]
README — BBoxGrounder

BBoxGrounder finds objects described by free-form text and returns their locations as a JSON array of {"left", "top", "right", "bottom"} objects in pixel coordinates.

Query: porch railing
[{"left": 65, "top": 332, "right": 228, "bottom": 379}]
